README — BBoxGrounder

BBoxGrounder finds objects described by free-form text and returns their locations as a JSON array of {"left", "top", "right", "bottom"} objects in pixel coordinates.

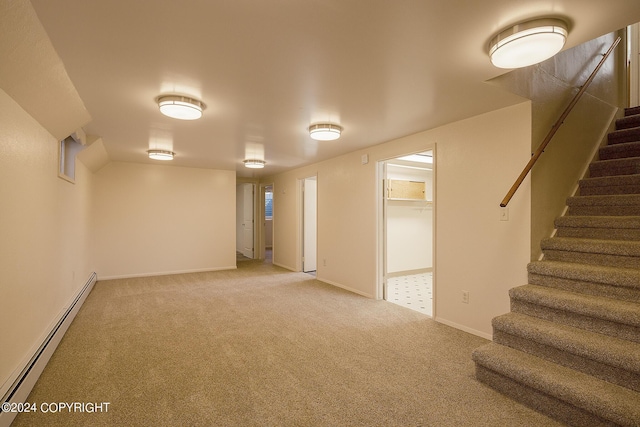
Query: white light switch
[{"left": 500, "top": 207, "right": 509, "bottom": 221}]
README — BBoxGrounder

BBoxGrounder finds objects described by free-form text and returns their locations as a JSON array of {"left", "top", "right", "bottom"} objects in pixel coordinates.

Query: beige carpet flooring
[{"left": 13, "top": 261, "right": 562, "bottom": 426}]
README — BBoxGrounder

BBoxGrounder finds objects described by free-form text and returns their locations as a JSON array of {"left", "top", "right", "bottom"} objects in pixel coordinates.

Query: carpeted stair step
[
  {"left": 528, "top": 260, "right": 640, "bottom": 303},
  {"left": 554, "top": 215, "right": 640, "bottom": 240},
  {"left": 625, "top": 106, "right": 640, "bottom": 117},
  {"left": 472, "top": 343, "right": 640, "bottom": 427},
  {"left": 579, "top": 174, "right": 640, "bottom": 196},
  {"left": 589, "top": 157, "right": 640, "bottom": 178},
  {"left": 473, "top": 106, "right": 640, "bottom": 426},
  {"left": 599, "top": 141, "right": 640, "bottom": 161},
  {"left": 540, "top": 236, "right": 640, "bottom": 269},
  {"left": 509, "top": 285, "right": 640, "bottom": 343},
  {"left": 608, "top": 127, "right": 640, "bottom": 145},
  {"left": 567, "top": 194, "right": 640, "bottom": 216},
  {"left": 616, "top": 114, "right": 640, "bottom": 130},
  {"left": 491, "top": 312, "right": 640, "bottom": 392}
]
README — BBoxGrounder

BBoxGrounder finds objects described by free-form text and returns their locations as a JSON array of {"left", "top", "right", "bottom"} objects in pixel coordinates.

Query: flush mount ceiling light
[
  {"left": 147, "top": 149, "right": 175, "bottom": 160},
  {"left": 243, "top": 159, "right": 266, "bottom": 169},
  {"left": 489, "top": 18, "right": 568, "bottom": 69},
  {"left": 157, "top": 95, "right": 205, "bottom": 120},
  {"left": 308, "top": 123, "right": 342, "bottom": 141}
]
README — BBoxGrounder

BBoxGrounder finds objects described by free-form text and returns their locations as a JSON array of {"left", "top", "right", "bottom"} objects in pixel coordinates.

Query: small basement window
[{"left": 58, "top": 135, "right": 84, "bottom": 183}]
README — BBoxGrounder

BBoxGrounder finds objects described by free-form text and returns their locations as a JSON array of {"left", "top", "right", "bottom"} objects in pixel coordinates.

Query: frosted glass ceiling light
[
  {"left": 308, "top": 123, "right": 342, "bottom": 141},
  {"left": 489, "top": 18, "right": 568, "bottom": 69},
  {"left": 147, "top": 149, "right": 175, "bottom": 160},
  {"left": 244, "top": 159, "right": 266, "bottom": 169},
  {"left": 157, "top": 95, "right": 204, "bottom": 120}
]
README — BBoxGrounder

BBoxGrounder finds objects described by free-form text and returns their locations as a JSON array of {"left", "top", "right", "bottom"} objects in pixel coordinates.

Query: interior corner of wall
[{"left": 77, "top": 137, "right": 111, "bottom": 173}]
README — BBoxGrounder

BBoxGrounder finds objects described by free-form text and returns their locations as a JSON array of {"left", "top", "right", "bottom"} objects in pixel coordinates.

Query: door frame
[
  {"left": 376, "top": 145, "right": 436, "bottom": 314},
  {"left": 258, "top": 183, "right": 274, "bottom": 261},
  {"left": 299, "top": 175, "right": 318, "bottom": 273},
  {"left": 241, "top": 183, "right": 255, "bottom": 259}
]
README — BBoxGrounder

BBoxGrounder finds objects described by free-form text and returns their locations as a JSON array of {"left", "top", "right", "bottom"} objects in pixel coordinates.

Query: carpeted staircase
[{"left": 472, "top": 106, "right": 640, "bottom": 427}]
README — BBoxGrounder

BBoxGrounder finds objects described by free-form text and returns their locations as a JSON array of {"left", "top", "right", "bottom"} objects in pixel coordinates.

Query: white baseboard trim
[
  {"left": 435, "top": 317, "right": 492, "bottom": 341},
  {"left": 266, "top": 264, "right": 375, "bottom": 299},
  {"left": 257, "top": 263, "right": 375, "bottom": 301},
  {"left": 272, "top": 262, "right": 296, "bottom": 272},
  {"left": 0, "top": 272, "right": 97, "bottom": 427},
  {"left": 316, "top": 277, "right": 375, "bottom": 299},
  {"left": 98, "top": 265, "right": 237, "bottom": 281}
]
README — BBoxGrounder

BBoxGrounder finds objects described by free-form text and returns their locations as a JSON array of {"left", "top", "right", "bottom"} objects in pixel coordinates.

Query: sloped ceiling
[{"left": 0, "top": 0, "right": 91, "bottom": 141}]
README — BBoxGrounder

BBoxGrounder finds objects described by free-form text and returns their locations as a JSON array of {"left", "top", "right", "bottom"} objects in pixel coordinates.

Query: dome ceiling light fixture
[
  {"left": 147, "top": 149, "right": 175, "bottom": 160},
  {"left": 489, "top": 18, "right": 568, "bottom": 69},
  {"left": 308, "top": 123, "right": 343, "bottom": 141},
  {"left": 243, "top": 159, "right": 266, "bottom": 169},
  {"left": 157, "top": 95, "right": 205, "bottom": 120}
]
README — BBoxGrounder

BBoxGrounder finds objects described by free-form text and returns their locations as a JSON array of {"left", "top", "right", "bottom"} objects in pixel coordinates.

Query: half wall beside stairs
[{"left": 472, "top": 106, "right": 640, "bottom": 426}]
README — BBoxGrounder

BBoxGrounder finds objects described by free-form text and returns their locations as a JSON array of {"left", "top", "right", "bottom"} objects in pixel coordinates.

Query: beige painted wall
[
  {"left": 489, "top": 31, "right": 627, "bottom": 259},
  {"left": 93, "top": 162, "right": 236, "bottom": 279},
  {"left": 0, "top": 88, "right": 94, "bottom": 397},
  {"left": 267, "top": 102, "right": 531, "bottom": 338}
]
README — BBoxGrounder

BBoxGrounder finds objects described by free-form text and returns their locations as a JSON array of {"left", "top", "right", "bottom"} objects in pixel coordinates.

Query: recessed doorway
[
  {"left": 301, "top": 176, "right": 317, "bottom": 274},
  {"left": 378, "top": 149, "right": 435, "bottom": 316},
  {"left": 236, "top": 183, "right": 255, "bottom": 262},
  {"left": 261, "top": 184, "right": 274, "bottom": 264}
]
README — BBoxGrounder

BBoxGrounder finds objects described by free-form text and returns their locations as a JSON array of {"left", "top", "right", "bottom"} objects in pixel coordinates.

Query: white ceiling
[{"left": 27, "top": 0, "right": 640, "bottom": 177}]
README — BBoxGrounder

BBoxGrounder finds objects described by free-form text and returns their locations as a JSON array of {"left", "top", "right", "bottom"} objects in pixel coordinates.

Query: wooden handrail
[{"left": 500, "top": 36, "right": 621, "bottom": 207}]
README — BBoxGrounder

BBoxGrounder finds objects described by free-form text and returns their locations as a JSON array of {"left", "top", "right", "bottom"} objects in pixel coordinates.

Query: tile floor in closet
[{"left": 386, "top": 272, "right": 433, "bottom": 316}]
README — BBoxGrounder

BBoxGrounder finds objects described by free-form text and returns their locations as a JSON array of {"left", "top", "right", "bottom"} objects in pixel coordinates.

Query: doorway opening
[
  {"left": 236, "top": 183, "right": 255, "bottom": 262},
  {"left": 262, "top": 184, "right": 274, "bottom": 264},
  {"left": 378, "top": 149, "right": 435, "bottom": 316},
  {"left": 301, "top": 176, "right": 317, "bottom": 275}
]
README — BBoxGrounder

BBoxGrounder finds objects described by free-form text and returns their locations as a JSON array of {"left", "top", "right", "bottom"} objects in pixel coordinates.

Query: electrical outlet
[
  {"left": 323, "top": 258, "right": 327, "bottom": 267},
  {"left": 500, "top": 207, "right": 509, "bottom": 221},
  {"left": 462, "top": 290, "right": 470, "bottom": 304}
]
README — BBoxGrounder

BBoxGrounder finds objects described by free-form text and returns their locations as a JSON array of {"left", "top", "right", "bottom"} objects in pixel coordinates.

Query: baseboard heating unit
[{"left": 0, "top": 272, "right": 97, "bottom": 427}]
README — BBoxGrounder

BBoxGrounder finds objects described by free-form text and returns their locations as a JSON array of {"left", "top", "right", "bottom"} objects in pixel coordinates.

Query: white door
[
  {"left": 303, "top": 177, "right": 317, "bottom": 272},
  {"left": 242, "top": 184, "right": 254, "bottom": 259}
]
